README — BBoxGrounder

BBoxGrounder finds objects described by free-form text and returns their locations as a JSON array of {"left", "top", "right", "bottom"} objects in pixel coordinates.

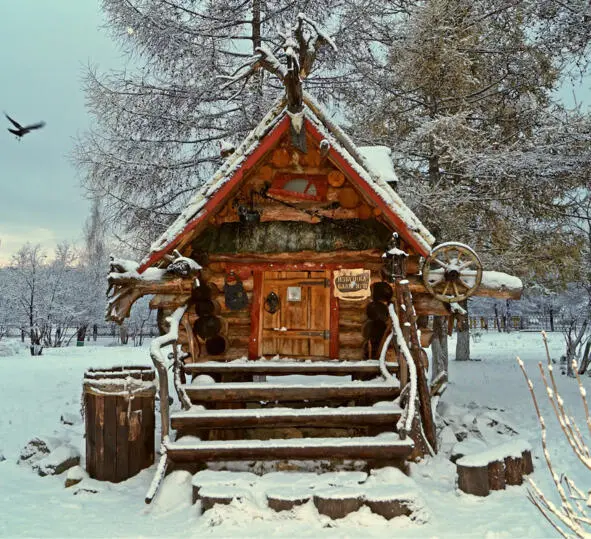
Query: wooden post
[
  {"left": 249, "top": 271, "right": 263, "bottom": 359},
  {"left": 400, "top": 282, "right": 437, "bottom": 453},
  {"left": 329, "top": 271, "right": 340, "bottom": 359}
]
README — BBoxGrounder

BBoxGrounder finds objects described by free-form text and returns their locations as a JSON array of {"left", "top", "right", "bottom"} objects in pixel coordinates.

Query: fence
[{"left": 469, "top": 316, "right": 572, "bottom": 332}]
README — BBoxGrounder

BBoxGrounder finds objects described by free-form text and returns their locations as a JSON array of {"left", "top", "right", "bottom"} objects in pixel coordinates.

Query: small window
[{"left": 268, "top": 174, "right": 327, "bottom": 201}]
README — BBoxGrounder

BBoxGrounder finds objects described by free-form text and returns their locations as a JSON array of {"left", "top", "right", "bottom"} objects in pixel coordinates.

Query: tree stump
[
  {"left": 313, "top": 488, "right": 364, "bottom": 519},
  {"left": 487, "top": 460, "right": 506, "bottom": 491},
  {"left": 266, "top": 488, "right": 311, "bottom": 512},
  {"left": 191, "top": 470, "right": 257, "bottom": 503},
  {"left": 522, "top": 450, "right": 534, "bottom": 475},
  {"left": 364, "top": 498, "right": 414, "bottom": 520},
  {"left": 456, "top": 463, "right": 490, "bottom": 497},
  {"left": 197, "top": 486, "right": 250, "bottom": 512},
  {"left": 504, "top": 456, "right": 523, "bottom": 486}
]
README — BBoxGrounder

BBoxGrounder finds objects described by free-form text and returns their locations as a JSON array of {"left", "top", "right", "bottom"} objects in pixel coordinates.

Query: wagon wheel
[{"left": 422, "top": 243, "right": 483, "bottom": 303}]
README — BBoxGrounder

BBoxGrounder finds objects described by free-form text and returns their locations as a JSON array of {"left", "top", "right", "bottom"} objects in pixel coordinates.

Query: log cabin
[{"left": 105, "top": 91, "right": 522, "bottom": 501}]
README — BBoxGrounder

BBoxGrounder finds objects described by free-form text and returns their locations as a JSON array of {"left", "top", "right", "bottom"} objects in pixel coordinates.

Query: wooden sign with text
[{"left": 333, "top": 269, "right": 371, "bottom": 300}]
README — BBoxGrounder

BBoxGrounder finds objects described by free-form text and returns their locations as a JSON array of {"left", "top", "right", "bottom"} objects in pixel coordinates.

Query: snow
[
  {"left": 457, "top": 439, "right": 532, "bottom": 467},
  {"left": 140, "top": 92, "right": 435, "bottom": 270},
  {"left": 0, "top": 331, "right": 587, "bottom": 536},
  {"left": 358, "top": 145, "right": 399, "bottom": 184}
]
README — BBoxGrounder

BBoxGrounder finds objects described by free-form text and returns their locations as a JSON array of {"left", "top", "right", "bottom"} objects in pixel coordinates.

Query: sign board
[
  {"left": 333, "top": 269, "right": 371, "bottom": 300},
  {"left": 287, "top": 286, "right": 302, "bottom": 302}
]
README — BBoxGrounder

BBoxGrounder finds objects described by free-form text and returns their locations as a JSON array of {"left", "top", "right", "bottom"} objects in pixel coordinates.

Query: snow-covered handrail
[
  {"left": 387, "top": 303, "right": 417, "bottom": 437},
  {"left": 145, "top": 436, "right": 169, "bottom": 504},
  {"left": 149, "top": 305, "right": 187, "bottom": 440}
]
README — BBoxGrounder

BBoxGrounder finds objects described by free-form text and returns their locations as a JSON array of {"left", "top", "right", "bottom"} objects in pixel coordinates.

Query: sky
[
  {"left": 0, "top": 1, "right": 123, "bottom": 265},
  {"left": 0, "top": 2, "right": 589, "bottom": 267}
]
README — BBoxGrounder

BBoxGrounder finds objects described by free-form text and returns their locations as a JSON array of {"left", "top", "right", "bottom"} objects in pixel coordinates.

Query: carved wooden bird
[{"left": 5, "top": 113, "right": 45, "bottom": 138}]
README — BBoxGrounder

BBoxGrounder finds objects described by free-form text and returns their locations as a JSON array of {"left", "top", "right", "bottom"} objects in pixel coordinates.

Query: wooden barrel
[
  {"left": 372, "top": 282, "right": 393, "bottom": 302},
  {"left": 205, "top": 335, "right": 228, "bottom": 356},
  {"left": 366, "top": 301, "right": 389, "bottom": 321},
  {"left": 193, "top": 316, "right": 222, "bottom": 340},
  {"left": 195, "top": 299, "right": 221, "bottom": 317},
  {"left": 83, "top": 366, "right": 156, "bottom": 483}
]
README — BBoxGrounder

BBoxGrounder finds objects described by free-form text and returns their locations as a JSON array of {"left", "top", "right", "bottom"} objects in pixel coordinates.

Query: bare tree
[
  {"left": 518, "top": 332, "right": 591, "bottom": 537},
  {"left": 75, "top": 0, "right": 341, "bottom": 252}
]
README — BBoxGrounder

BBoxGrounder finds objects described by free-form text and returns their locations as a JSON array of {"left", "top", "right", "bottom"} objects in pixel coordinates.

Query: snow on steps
[
  {"left": 184, "top": 359, "right": 399, "bottom": 376},
  {"left": 170, "top": 404, "right": 403, "bottom": 430},
  {"left": 182, "top": 380, "right": 400, "bottom": 404},
  {"left": 155, "top": 467, "right": 426, "bottom": 522},
  {"left": 165, "top": 433, "right": 414, "bottom": 462}
]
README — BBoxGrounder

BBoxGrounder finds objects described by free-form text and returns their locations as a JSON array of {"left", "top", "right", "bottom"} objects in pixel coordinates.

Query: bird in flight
[{"left": 4, "top": 113, "right": 45, "bottom": 139}]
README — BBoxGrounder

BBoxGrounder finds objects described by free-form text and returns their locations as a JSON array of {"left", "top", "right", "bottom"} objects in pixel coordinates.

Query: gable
[{"left": 138, "top": 95, "right": 434, "bottom": 272}]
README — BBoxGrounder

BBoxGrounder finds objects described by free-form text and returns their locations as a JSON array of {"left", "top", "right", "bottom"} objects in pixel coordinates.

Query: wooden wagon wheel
[{"left": 422, "top": 242, "right": 483, "bottom": 303}]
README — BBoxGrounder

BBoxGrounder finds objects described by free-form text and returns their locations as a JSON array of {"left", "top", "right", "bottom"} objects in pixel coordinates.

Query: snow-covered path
[{"left": 0, "top": 332, "right": 585, "bottom": 537}]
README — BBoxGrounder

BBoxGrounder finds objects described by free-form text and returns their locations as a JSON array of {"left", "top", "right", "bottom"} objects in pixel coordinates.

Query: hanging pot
[{"left": 224, "top": 272, "right": 249, "bottom": 311}]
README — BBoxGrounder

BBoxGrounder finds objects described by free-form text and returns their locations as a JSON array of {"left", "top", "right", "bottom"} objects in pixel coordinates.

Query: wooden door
[{"left": 261, "top": 271, "right": 330, "bottom": 358}]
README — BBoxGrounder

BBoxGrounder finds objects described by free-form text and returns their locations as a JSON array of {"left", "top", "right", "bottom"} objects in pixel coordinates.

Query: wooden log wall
[{"left": 175, "top": 264, "right": 254, "bottom": 362}]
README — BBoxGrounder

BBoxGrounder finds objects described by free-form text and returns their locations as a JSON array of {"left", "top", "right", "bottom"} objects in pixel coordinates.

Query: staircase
[{"left": 165, "top": 359, "right": 414, "bottom": 469}]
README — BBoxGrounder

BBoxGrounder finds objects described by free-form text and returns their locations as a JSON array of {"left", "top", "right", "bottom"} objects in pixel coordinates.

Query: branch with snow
[
  {"left": 150, "top": 306, "right": 187, "bottom": 441},
  {"left": 517, "top": 331, "right": 591, "bottom": 537}
]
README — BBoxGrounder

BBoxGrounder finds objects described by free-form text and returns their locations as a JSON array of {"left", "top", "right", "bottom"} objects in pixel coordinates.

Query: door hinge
[
  {"left": 298, "top": 278, "right": 330, "bottom": 288},
  {"left": 297, "top": 330, "right": 330, "bottom": 339}
]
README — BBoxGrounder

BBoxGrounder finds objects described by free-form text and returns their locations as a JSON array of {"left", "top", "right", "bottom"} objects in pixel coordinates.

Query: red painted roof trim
[
  {"left": 139, "top": 112, "right": 430, "bottom": 272},
  {"left": 138, "top": 115, "right": 292, "bottom": 273},
  {"left": 304, "top": 118, "right": 431, "bottom": 258}
]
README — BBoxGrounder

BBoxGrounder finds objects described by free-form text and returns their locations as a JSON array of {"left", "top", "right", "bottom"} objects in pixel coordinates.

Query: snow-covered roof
[
  {"left": 138, "top": 93, "right": 434, "bottom": 271},
  {"left": 358, "top": 146, "right": 398, "bottom": 184}
]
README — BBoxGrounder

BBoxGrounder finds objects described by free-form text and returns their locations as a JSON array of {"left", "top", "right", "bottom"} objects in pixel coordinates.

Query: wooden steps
[
  {"left": 166, "top": 434, "right": 414, "bottom": 462},
  {"left": 183, "top": 381, "right": 399, "bottom": 404},
  {"left": 171, "top": 405, "right": 402, "bottom": 430},
  {"left": 184, "top": 360, "right": 399, "bottom": 377},
  {"left": 166, "top": 358, "right": 409, "bottom": 468}
]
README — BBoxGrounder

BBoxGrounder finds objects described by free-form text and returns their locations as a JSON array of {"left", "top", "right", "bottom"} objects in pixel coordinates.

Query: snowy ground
[{"left": 0, "top": 331, "right": 584, "bottom": 537}]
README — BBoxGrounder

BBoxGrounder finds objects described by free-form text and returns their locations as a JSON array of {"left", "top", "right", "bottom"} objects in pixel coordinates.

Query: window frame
[{"left": 267, "top": 174, "right": 328, "bottom": 201}]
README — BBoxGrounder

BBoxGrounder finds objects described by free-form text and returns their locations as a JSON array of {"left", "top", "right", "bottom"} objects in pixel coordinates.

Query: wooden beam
[
  {"left": 248, "top": 271, "right": 263, "bottom": 359},
  {"left": 166, "top": 438, "right": 414, "bottom": 462},
  {"left": 170, "top": 407, "right": 402, "bottom": 430},
  {"left": 330, "top": 271, "right": 340, "bottom": 359},
  {"left": 183, "top": 383, "right": 399, "bottom": 403}
]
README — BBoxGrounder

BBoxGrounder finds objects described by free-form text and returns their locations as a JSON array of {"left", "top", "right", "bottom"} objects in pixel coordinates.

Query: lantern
[{"left": 383, "top": 233, "right": 408, "bottom": 282}]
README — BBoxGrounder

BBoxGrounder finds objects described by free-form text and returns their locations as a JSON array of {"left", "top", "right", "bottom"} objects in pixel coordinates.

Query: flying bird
[{"left": 4, "top": 113, "right": 45, "bottom": 139}]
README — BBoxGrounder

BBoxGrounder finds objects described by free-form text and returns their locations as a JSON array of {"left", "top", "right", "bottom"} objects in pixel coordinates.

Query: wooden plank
[
  {"left": 209, "top": 250, "right": 384, "bottom": 266},
  {"left": 103, "top": 394, "right": 118, "bottom": 482},
  {"left": 183, "top": 383, "right": 399, "bottom": 403},
  {"left": 85, "top": 392, "right": 96, "bottom": 478},
  {"left": 184, "top": 360, "right": 398, "bottom": 376},
  {"left": 128, "top": 398, "right": 142, "bottom": 478},
  {"left": 166, "top": 437, "right": 414, "bottom": 462},
  {"left": 171, "top": 406, "right": 402, "bottom": 430},
  {"left": 248, "top": 271, "right": 263, "bottom": 359},
  {"left": 115, "top": 396, "right": 129, "bottom": 482},
  {"left": 95, "top": 395, "right": 105, "bottom": 480},
  {"left": 142, "top": 394, "right": 155, "bottom": 470}
]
